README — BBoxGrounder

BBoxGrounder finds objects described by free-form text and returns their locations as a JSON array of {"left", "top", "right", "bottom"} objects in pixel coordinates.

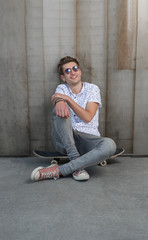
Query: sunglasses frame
[{"left": 64, "top": 65, "right": 79, "bottom": 74}]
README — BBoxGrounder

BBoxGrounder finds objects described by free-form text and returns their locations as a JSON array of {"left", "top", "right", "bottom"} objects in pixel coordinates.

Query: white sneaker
[{"left": 72, "top": 170, "right": 90, "bottom": 181}]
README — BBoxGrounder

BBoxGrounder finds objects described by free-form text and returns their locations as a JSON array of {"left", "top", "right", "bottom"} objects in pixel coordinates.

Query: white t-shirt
[{"left": 55, "top": 82, "right": 102, "bottom": 136}]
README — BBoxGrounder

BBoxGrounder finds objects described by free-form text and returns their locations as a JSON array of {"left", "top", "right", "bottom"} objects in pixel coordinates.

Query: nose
[{"left": 71, "top": 69, "right": 76, "bottom": 74}]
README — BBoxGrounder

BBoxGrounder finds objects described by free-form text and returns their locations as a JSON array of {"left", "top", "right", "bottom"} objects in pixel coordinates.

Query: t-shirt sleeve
[
  {"left": 55, "top": 84, "right": 66, "bottom": 94},
  {"left": 88, "top": 84, "right": 102, "bottom": 107}
]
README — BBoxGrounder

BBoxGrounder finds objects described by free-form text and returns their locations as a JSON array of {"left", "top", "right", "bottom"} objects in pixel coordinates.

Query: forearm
[
  {"left": 51, "top": 93, "right": 98, "bottom": 123},
  {"left": 65, "top": 96, "right": 96, "bottom": 123}
]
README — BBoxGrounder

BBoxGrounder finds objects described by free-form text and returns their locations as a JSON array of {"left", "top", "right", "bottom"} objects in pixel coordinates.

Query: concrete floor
[{"left": 0, "top": 156, "right": 148, "bottom": 240}]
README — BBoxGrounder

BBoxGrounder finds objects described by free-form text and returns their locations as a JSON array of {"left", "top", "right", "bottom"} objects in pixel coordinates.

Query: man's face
[{"left": 61, "top": 62, "right": 82, "bottom": 86}]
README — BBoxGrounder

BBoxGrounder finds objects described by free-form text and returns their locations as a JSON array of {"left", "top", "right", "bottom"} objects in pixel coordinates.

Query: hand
[{"left": 55, "top": 101, "right": 70, "bottom": 119}]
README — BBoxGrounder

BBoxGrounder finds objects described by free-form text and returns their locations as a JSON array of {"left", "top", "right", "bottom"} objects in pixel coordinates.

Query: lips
[{"left": 71, "top": 75, "right": 77, "bottom": 79}]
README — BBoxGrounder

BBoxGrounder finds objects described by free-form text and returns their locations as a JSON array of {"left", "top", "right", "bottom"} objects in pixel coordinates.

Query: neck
[{"left": 69, "top": 81, "right": 83, "bottom": 94}]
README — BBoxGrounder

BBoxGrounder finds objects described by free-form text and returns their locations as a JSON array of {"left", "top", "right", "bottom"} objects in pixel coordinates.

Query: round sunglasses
[{"left": 64, "top": 66, "right": 79, "bottom": 74}]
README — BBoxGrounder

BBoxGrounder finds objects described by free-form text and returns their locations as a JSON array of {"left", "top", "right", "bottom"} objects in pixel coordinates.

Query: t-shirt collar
[{"left": 66, "top": 82, "right": 84, "bottom": 96}]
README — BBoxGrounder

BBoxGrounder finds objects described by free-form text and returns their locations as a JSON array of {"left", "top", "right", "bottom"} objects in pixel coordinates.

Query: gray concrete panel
[
  {"left": 134, "top": 70, "right": 148, "bottom": 154},
  {"left": 0, "top": 0, "right": 29, "bottom": 155},
  {"left": 25, "top": 0, "right": 47, "bottom": 152}
]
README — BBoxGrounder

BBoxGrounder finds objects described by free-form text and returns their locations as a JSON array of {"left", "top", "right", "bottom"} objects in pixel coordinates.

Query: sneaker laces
[{"left": 40, "top": 166, "right": 59, "bottom": 180}]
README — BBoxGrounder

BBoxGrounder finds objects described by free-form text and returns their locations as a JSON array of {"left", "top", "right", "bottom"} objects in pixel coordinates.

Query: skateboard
[{"left": 33, "top": 148, "right": 125, "bottom": 167}]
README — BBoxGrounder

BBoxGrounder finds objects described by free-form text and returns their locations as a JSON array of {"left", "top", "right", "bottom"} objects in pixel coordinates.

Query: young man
[{"left": 31, "top": 56, "right": 116, "bottom": 181}]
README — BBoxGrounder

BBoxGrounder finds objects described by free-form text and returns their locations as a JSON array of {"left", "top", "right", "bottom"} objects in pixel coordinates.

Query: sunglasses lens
[
  {"left": 73, "top": 66, "right": 79, "bottom": 71},
  {"left": 65, "top": 68, "right": 71, "bottom": 74}
]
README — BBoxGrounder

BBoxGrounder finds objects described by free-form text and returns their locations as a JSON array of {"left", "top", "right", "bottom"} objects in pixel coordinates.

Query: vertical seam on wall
[
  {"left": 42, "top": 0, "right": 49, "bottom": 151},
  {"left": 59, "top": 0, "right": 61, "bottom": 56},
  {"left": 105, "top": 0, "right": 109, "bottom": 136},
  {"left": 24, "top": 0, "right": 31, "bottom": 154},
  {"left": 75, "top": 0, "right": 78, "bottom": 57},
  {"left": 132, "top": 0, "right": 138, "bottom": 153}
]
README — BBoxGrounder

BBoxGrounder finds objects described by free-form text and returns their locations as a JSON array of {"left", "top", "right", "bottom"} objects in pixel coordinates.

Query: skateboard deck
[
  {"left": 33, "top": 150, "right": 69, "bottom": 159},
  {"left": 33, "top": 148, "right": 125, "bottom": 167}
]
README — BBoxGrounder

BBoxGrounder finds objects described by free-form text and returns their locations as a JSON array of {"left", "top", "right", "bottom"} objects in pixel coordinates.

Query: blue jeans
[{"left": 51, "top": 109, "right": 116, "bottom": 176}]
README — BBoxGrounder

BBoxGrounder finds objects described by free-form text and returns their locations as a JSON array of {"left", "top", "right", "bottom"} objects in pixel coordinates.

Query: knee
[
  {"left": 103, "top": 137, "right": 116, "bottom": 155},
  {"left": 52, "top": 108, "right": 64, "bottom": 122}
]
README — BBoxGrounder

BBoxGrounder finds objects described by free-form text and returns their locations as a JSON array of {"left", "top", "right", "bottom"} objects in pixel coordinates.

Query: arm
[
  {"left": 51, "top": 94, "right": 70, "bottom": 119},
  {"left": 51, "top": 93, "right": 99, "bottom": 123}
]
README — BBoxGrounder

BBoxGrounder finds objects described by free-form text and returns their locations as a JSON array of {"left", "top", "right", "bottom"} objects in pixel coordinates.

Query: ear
[{"left": 60, "top": 75, "right": 66, "bottom": 82}]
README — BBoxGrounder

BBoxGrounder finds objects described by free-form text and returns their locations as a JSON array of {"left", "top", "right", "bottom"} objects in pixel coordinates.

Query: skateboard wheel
[
  {"left": 99, "top": 160, "right": 107, "bottom": 167},
  {"left": 51, "top": 160, "right": 58, "bottom": 165}
]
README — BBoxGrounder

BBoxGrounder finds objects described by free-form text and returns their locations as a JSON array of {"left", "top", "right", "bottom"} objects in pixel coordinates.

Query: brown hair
[{"left": 57, "top": 56, "right": 80, "bottom": 75}]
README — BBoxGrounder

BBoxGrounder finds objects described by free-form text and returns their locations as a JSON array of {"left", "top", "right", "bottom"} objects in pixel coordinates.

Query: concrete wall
[{"left": 0, "top": 0, "right": 148, "bottom": 156}]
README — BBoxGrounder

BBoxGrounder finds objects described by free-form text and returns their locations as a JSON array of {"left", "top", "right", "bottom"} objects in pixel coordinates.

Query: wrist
[{"left": 55, "top": 98, "right": 65, "bottom": 105}]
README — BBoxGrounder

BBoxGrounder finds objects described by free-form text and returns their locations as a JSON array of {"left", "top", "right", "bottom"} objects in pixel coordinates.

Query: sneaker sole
[{"left": 72, "top": 174, "right": 90, "bottom": 181}]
